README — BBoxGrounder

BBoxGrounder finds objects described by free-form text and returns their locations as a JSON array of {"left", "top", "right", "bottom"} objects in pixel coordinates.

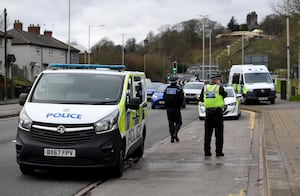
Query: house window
[
  {"left": 0, "top": 39, "right": 2, "bottom": 48},
  {"left": 60, "top": 50, "right": 65, "bottom": 57},
  {"left": 36, "top": 47, "right": 40, "bottom": 55},
  {"left": 49, "top": 48, "right": 53, "bottom": 57}
]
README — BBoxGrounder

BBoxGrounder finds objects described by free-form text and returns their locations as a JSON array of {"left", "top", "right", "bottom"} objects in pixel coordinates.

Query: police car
[
  {"left": 16, "top": 64, "right": 147, "bottom": 177},
  {"left": 198, "top": 86, "right": 241, "bottom": 120}
]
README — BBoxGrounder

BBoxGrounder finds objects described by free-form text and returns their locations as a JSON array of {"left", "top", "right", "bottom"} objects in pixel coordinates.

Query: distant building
[
  {"left": 8, "top": 20, "right": 80, "bottom": 81},
  {"left": 247, "top": 11, "right": 259, "bottom": 31}
]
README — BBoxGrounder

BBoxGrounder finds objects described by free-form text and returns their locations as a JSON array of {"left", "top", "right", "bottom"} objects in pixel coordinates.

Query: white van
[
  {"left": 16, "top": 64, "right": 147, "bottom": 177},
  {"left": 228, "top": 64, "right": 276, "bottom": 104}
]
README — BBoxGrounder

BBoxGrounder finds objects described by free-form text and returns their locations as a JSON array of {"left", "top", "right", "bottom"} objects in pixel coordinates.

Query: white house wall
[
  {"left": 12, "top": 45, "right": 67, "bottom": 81},
  {"left": 42, "top": 47, "right": 66, "bottom": 65}
]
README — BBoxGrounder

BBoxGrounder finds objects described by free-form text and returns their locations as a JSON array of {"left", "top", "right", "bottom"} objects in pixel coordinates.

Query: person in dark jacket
[
  {"left": 199, "top": 75, "right": 227, "bottom": 156},
  {"left": 163, "top": 76, "right": 184, "bottom": 143}
]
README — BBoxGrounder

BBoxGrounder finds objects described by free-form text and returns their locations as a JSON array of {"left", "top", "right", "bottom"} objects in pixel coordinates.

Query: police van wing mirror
[
  {"left": 19, "top": 93, "right": 28, "bottom": 106},
  {"left": 127, "top": 97, "right": 140, "bottom": 110}
]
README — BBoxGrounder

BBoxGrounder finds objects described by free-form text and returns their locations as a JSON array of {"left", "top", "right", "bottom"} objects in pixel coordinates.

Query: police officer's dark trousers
[
  {"left": 204, "top": 108, "right": 224, "bottom": 154},
  {"left": 166, "top": 107, "right": 182, "bottom": 139}
]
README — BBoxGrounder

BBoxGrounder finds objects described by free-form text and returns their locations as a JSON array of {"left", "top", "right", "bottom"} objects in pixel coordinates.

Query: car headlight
[
  {"left": 18, "top": 109, "right": 32, "bottom": 132},
  {"left": 94, "top": 109, "right": 119, "bottom": 134},
  {"left": 152, "top": 94, "right": 158, "bottom": 99},
  {"left": 227, "top": 102, "right": 236, "bottom": 106}
]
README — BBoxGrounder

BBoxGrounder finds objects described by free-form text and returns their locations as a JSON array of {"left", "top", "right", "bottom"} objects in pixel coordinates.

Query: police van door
[{"left": 125, "top": 75, "right": 144, "bottom": 152}]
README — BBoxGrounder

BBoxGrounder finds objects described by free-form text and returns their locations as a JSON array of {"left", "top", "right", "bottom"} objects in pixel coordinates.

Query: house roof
[
  {"left": 0, "top": 31, "right": 13, "bottom": 39},
  {"left": 7, "top": 29, "right": 79, "bottom": 52}
]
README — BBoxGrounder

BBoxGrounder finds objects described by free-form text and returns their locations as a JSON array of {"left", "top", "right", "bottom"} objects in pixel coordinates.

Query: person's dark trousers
[
  {"left": 204, "top": 108, "right": 224, "bottom": 155},
  {"left": 166, "top": 107, "right": 182, "bottom": 139}
]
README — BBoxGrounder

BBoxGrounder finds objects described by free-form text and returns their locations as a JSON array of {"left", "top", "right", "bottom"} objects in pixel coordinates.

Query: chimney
[
  {"left": 44, "top": 30, "right": 53, "bottom": 37},
  {"left": 14, "top": 20, "right": 23, "bottom": 31},
  {"left": 28, "top": 24, "right": 40, "bottom": 34}
]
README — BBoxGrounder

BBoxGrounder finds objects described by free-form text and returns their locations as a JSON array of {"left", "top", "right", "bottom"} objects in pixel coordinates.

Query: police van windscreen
[
  {"left": 244, "top": 73, "right": 273, "bottom": 84},
  {"left": 31, "top": 73, "right": 124, "bottom": 105}
]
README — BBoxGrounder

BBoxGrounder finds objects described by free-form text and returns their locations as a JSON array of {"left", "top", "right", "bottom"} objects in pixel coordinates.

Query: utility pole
[
  {"left": 286, "top": 0, "right": 291, "bottom": 99},
  {"left": 4, "top": 8, "right": 7, "bottom": 100}
]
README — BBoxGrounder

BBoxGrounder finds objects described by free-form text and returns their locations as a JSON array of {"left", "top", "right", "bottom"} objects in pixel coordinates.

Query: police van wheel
[
  {"left": 112, "top": 148, "right": 124, "bottom": 178},
  {"left": 134, "top": 140, "right": 144, "bottom": 158},
  {"left": 19, "top": 164, "right": 35, "bottom": 175}
]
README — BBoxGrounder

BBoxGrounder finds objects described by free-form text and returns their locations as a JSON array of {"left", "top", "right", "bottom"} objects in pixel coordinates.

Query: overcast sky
[{"left": 2, "top": 0, "right": 278, "bottom": 50}]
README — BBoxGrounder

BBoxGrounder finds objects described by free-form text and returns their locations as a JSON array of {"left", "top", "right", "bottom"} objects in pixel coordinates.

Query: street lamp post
[
  {"left": 202, "top": 21, "right": 205, "bottom": 80},
  {"left": 67, "top": 0, "right": 71, "bottom": 64},
  {"left": 209, "top": 29, "right": 212, "bottom": 79},
  {"left": 88, "top": 24, "right": 105, "bottom": 64},
  {"left": 199, "top": 15, "right": 208, "bottom": 81},
  {"left": 242, "top": 32, "right": 245, "bottom": 64},
  {"left": 143, "top": 39, "right": 148, "bottom": 73},
  {"left": 121, "top": 33, "right": 125, "bottom": 65}
]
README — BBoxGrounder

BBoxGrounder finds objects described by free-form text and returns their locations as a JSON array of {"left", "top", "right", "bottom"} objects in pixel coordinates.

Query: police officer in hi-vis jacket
[{"left": 199, "top": 75, "right": 227, "bottom": 156}]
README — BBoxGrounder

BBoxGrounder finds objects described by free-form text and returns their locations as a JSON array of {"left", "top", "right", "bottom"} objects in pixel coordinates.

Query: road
[{"left": 0, "top": 104, "right": 199, "bottom": 196}]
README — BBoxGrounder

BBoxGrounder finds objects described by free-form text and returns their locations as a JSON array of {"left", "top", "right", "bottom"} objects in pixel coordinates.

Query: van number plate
[
  {"left": 258, "top": 97, "right": 268, "bottom": 101},
  {"left": 44, "top": 148, "right": 76, "bottom": 157}
]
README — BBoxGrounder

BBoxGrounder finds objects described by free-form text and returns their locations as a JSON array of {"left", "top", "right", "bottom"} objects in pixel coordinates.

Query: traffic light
[
  {"left": 167, "top": 74, "right": 170, "bottom": 80},
  {"left": 195, "top": 73, "right": 199, "bottom": 81},
  {"left": 173, "top": 61, "right": 177, "bottom": 74}
]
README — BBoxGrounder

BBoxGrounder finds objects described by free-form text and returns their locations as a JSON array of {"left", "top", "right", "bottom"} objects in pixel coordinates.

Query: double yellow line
[{"left": 229, "top": 189, "right": 245, "bottom": 196}]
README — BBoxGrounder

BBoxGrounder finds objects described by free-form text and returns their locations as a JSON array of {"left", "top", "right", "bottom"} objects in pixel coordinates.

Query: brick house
[{"left": 8, "top": 20, "right": 80, "bottom": 81}]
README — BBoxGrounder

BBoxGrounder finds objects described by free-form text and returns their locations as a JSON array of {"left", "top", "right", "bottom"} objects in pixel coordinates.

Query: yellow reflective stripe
[{"left": 118, "top": 95, "right": 126, "bottom": 134}]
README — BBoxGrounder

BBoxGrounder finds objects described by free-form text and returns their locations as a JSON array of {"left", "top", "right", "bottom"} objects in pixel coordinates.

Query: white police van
[
  {"left": 228, "top": 64, "right": 276, "bottom": 104},
  {"left": 16, "top": 64, "right": 147, "bottom": 177}
]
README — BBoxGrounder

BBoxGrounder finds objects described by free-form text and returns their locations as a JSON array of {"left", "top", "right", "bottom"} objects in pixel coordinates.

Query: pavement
[{"left": 1, "top": 98, "right": 300, "bottom": 196}]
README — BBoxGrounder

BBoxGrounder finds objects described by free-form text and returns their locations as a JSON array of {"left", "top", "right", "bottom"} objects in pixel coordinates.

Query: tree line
[{"left": 81, "top": 0, "right": 300, "bottom": 82}]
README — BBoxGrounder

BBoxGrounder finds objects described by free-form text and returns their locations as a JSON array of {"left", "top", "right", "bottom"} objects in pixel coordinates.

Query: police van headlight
[
  {"left": 271, "top": 85, "right": 275, "bottom": 91},
  {"left": 94, "top": 110, "right": 119, "bottom": 134},
  {"left": 18, "top": 109, "right": 32, "bottom": 132}
]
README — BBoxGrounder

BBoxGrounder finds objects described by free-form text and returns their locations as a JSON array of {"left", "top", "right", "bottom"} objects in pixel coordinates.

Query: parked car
[
  {"left": 183, "top": 81, "right": 204, "bottom": 103},
  {"left": 198, "top": 86, "right": 241, "bottom": 120},
  {"left": 151, "top": 84, "right": 186, "bottom": 109},
  {"left": 146, "top": 82, "right": 164, "bottom": 100}
]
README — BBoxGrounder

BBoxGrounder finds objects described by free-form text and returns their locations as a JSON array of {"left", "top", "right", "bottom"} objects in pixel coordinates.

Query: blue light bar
[{"left": 50, "top": 64, "right": 125, "bottom": 69}]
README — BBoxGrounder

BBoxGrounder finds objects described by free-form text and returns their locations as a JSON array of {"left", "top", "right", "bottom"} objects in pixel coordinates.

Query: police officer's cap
[
  {"left": 169, "top": 76, "right": 178, "bottom": 83},
  {"left": 210, "top": 75, "right": 222, "bottom": 81}
]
